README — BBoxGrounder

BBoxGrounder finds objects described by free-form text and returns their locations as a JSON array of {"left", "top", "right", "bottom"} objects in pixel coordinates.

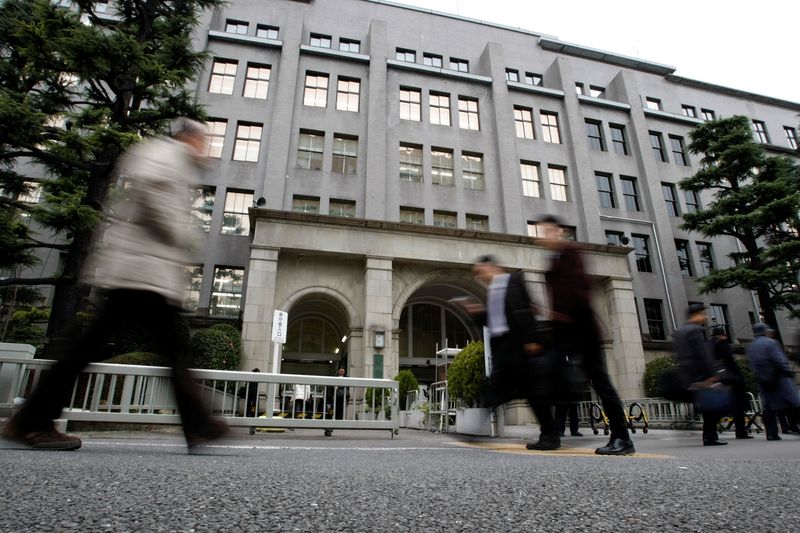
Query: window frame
[
  {"left": 242, "top": 63, "right": 270, "bottom": 100},
  {"left": 632, "top": 234, "right": 653, "bottom": 273},
  {"left": 335, "top": 76, "right": 360, "bottom": 112},
  {"left": 662, "top": 182, "right": 680, "bottom": 217},
  {"left": 520, "top": 161, "right": 542, "bottom": 198},
  {"left": 221, "top": 189, "right": 253, "bottom": 236},
  {"left": 650, "top": 131, "right": 668, "bottom": 162},
  {"left": 548, "top": 165, "right": 568, "bottom": 202},
  {"left": 303, "top": 72, "right": 329, "bottom": 108},
  {"left": 297, "top": 130, "right": 325, "bottom": 170},
  {"left": 399, "top": 143, "right": 423, "bottom": 182},
  {"left": 458, "top": 96, "right": 480, "bottom": 130},
  {"left": 400, "top": 87, "right": 422, "bottom": 121},
  {"left": 429, "top": 91, "right": 451, "bottom": 126},
  {"left": 208, "top": 59, "right": 238, "bottom": 95},
  {"left": 461, "top": 152, "right": 485, "bottom": 191},
  {"left": 669, "top": 135, "right": 689, "bottom": 166},
  {"left": 514, "top": 106, "right": 534, "bottom": 139},
  {"left": 332, "top": 134, "right": 358, "bottom": 175},
  {"left": 620, "top": 176, "right": 640, "bottom": 212},
  {"left": 596, "top": 172, "right": 616, "bottom": 209},
  {"left": 232, "top": 122, "right": 262, "bottom": 162},
  {"left": 431, "top": 148, "right": 454, "bottom": 186},
  {"left": 540, "top": 111, "right": 561, "bottom": 144},
  {"left": 585, "top": 119, "right": 606, "bottom": 151}
]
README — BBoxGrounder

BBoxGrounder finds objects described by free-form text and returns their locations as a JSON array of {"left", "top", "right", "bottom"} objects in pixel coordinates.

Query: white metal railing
[
  {"left": 427, "top": 380, "right": 456, "bottom": 432},
  {"left": 0, "top": 357, "right": 399, "bottom": 436}
]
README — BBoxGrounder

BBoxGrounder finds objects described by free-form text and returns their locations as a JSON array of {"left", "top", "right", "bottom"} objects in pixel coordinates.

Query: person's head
[
  {"left": 471, "top": 255, "right": 505, "bottom": 285},
  {"left": 171, "top": 118, "right": 210, "bottom": 159},
  {"left": 752, "top": 323, "right": 775, "bottom": 338},
  {"left": 252, "top": 368, "right": 260, "bottom": 373},
  {"left": 537, "top": 215, "right": 565, "bottom": 250},
  {"left": 687, "top": 303, "right": 707, "bottom": 325},
  {"left": 710, "top": 325, "right": 727, "bottom": 341},
  {"left": 337, "top": 367, "right": 346, "bottom": 377}
]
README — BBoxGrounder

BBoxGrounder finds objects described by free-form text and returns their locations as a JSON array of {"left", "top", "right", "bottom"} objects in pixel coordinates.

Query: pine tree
[
  {"left": 680, "top": 115, "right": 800, "bottom": 340},
  {"left": 0, "top": 0, "right": 223, "bottom": 356}
]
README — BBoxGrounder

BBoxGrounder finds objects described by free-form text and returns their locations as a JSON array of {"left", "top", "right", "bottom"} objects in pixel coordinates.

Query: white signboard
[{"left": 271, "top": 310, "right": 288, "bottom": 344}]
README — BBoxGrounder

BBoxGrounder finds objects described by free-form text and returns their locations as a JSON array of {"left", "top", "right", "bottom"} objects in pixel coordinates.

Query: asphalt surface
[{"left": 1, "top": 425, "right": 799, "bottom": 532}]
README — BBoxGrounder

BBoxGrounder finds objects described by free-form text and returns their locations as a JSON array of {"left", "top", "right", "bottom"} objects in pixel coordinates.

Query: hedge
[{"left": 191, "top": 324, "right": 242, "bottom": 370}]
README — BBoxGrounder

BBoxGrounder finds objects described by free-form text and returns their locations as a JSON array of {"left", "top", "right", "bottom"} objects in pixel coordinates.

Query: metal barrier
[
  {"left": 427, "top": 380, "right": 456, "bottom": 432},
  {"left": 0, "top": 357, "right": 399, "bottom": 437}
]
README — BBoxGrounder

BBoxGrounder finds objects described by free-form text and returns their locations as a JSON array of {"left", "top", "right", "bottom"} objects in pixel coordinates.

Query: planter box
[
  {"left": 455, "top": 407, "right": 493, "bottom": 436},
  {"left": 400, "top": 409, "right": 426, "bottom": 429}
]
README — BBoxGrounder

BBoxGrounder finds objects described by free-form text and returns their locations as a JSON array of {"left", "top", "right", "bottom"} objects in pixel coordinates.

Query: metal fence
[{"left": 0, "top": 357, "right": 399, "bottom": 437}]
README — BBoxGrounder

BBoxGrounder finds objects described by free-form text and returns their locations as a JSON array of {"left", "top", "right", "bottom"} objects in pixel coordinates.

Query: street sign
[{"left": 271, "top": 310, "right": 288, "bottom": 344}]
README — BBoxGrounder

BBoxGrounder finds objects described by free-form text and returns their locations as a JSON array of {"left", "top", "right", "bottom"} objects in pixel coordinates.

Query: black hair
[
  {"left": 539, "top": 214, "right": 562, "bottom": 226},
  {"left": 474, "top": 254, "right": 499, "bottom": 265}
]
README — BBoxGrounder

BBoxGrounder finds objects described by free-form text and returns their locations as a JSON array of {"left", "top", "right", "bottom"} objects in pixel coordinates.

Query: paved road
[{"left": 1, "top": 426, "right": 799, "bottom": 532}]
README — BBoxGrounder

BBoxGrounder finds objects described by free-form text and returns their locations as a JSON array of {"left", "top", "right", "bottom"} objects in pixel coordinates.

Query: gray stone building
[{"left": 12, "top": 0, "right": 800, "bottom": 399}]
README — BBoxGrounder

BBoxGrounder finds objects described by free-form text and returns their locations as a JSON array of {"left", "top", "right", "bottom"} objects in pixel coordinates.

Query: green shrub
[
  {"left": 642, "top": 356, "right": 678, "bottom": 398},
  {"left": 108, "top": 316, "right": 191, "bottom": 356},
  {"left": 364, "top": 387, "right": 392, "bottom": 418},
  {"left": 102, "top": 352, "right": 170, "bottom": 366},
  {"left": 3, "top": 307, "right": 49, "bottom": 355},
  {"left": 447, "top": 341, "right": 486, "bottom": 407},
  {"left": 191, "top": 324, "right": 242, "bottom": 370},
  {"left": 394, "top": 369, "right": 419, "bottom": 410}
]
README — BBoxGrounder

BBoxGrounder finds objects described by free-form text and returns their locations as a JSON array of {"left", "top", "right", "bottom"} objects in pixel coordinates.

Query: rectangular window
[
  {"left": 505, "top": 69, "right": 519, "bottom": 82},
  {"left": 710, "top": 304, "right": 731, "bottom": 339},
  {"left": 575, "top": 82, "right": 585, "bottom": 95},
  {"left": 458, "top": 97, "right": 480, "bottom": 130},
  {"left": 209, "top": 59, "right": 237, "bottom": 95},
  {"left": 643, "top": 299, "right": 666, "bottom": 341},
  {"left": 256, "top": 25, "right": 279, "bottom": 40},
  {"left": 520, "top": 162, "right": 542, "bottom": 198},
  {"left": 399, "top": 143, "right": 423, "bottom": 182},
  {"left": 681, "top": 105, "right": 697, "bottom": 118},
  {"left": 752, "top": 120, "right": 769, "bottom": 143},
  {"left": 297, "top": 130, "right": 324, "bottom": 170},
  {"left": 292, "top": 195, "right": 320, "bottom": 214},
  {"left": 336, "top": 77, "right": 360, "bottom": 112},
  {"left": 645, "top": 97, "right": 662, "bottom": 110},
  {"left": 524, "top": 72, "right": 543, "bottom": 86},
  {"left": 675, "top": 239, "right": 693, "bottom": 277},
  {"left": 423, "top": 53, "right": 443, "bottom": 68},
  {"left": 211, "top": 267, "right": 244, "bottom": 317},
  {"left": 466, "top": 214, "right": 488, "bottom": 231},
  {"left": 332, "top": 135, "right": 358, "bottom": 175},
  {"left": 221, "top": 190, "right": 253, "bottom": 235},
  {"left": 620, "top": 176, "right": 640, "bottom": 211},
  {"left": 184, "top": 265, "right": 203, "bottom": 312},
  {"left": 190, "top": 187, "right": 215, "bottom": 232},
  {"left": 589, "top": 85, "right": 605, "bottom": 98},
  {"left": 540, "top": 112, "right": 561, "bottom": 144},
  {"left": 429, "top": 92, "right": 451, "bottom": 126},
  {"left": 225, "top": 19, "right": 248, "bottom": 35},
  {"left": 606, "top": 231, "right": 625, "bottom": 246},
  {"left": 514, "top": 106, "right": 534, "bottom": 139},
  {"left": 670, "top": 135, "right": 689, "bottom": 166},
  {"left": 632, "top": 234, "right": 653, "bottom": 273},
  {"left": 784, "top": 126, "right": 798, "bottom": 149},
  {"left": 650, "top": 131, "right": 668, "bottom": 162},
  {"left": 662, "top": 183, "right": 680, "bottom": 217},
  {"left": 548, "top": 166, "right": 568, "bottom": 202},
  {"left": 205, "top": 119, "right": 227, "bottom": 158},
  {"left": 701, "top": 109, "right": 716, "bottom": 121},
  {"left": 303, "top": 72, "right": 328, "bottom": 108},
  {"left": 396, "top": 48, "right": 415, "bottom": 62},
  {"left": 400, "top": 207, "right": 424, "bottom": 225},
  {"left": 596, "top": 172, "right": 616, "bottom": 209},
  {"left": 609, "top": 124, "right": 628, "bottom": 156},
  {"left": 433, "top": 210, "right": 457, "bottom": 228},
  {"left": 329, "top": 199, "right": 356, "bottom": 218},
  {"left": 462, "top": 153, "right": 484, "bottom": 190},
  {"left": 697, "top": 242, "right": 715, "bottom": 275},
  {"left": 431, "top": 148, "right": 454, "bottom": 186},
  {"left": 338, "top": 38, "right": 360, "bottom": 53},
  {"left": 684, "top": 189, "right": 701, "bottom": 213},
  {"left": 400, "top": 87, "right": 421, "bottom": 121},
  {"left": 243, "top": 63, "right": 270, "bottom": 99},
  {"left": 585, "top": 119, "right": 606, "bottom": 151},
  {"left": 449, "top": 58, "right": 468, "bottom": 72},
  {"left": 309, "top": 33, "right": 331, "bottom": 48},
  {"left": 527, "top": 221, "right": 542, "bottom": 238},
  {"left": 232, "top": 122, "right": 262, "bottom": 162}
]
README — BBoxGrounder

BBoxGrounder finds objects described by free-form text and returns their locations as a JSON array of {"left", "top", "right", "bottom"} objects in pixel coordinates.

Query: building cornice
[
  {"left": 299, "top": 44, "right": 371, "bottom": 64},
  {"left": 386, "top": 59, "right": 493, "bottom": 84},
  {"left": 207, "top": 30, "right": 283, "bottom": 50},
  {"left": 538, "top": 37, "right": 676, "bottom": 76},
  {"left": 642, "top": 107, "right": 704, "bottom": 126},
  {"left": 577, "top": 94, "right": 631, "bottom": 112},
  {"left": 506, "top": 81, "right": 565, "bottom": 99},
  {"left": 666, "top": 75, "right": 800, "bottom": 110}
]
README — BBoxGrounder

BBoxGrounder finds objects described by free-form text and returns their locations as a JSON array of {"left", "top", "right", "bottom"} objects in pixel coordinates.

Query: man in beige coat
[{"left": 3, "top": 119, "right": 227, "bottom": 451}]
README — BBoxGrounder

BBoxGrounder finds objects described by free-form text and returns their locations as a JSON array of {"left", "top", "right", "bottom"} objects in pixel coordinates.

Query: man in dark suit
[
  {"left": 461, "top": 255, "right": 560, "bottom": 450},
  {"left": 674, "top": 303, "right": 726, "bottom": 446},
  {"left": 708, "top": 326, "right": 753, "bottom": 439},
  {"left": 538, "top": 216, "right": 635, "bottom": 455}
]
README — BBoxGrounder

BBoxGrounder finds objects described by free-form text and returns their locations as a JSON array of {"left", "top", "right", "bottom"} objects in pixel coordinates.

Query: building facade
[{"left": 12, "top": 0, "right": 800, "bottom": 399}]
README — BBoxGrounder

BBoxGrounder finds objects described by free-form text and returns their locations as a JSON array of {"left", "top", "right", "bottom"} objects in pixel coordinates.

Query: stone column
[
  {"left": 362, "top": 257, "right": 394, "bottom": 379},
  {"left": 240, "top": 245, "right": 279, "bottom": 371},
  {"left": 603, "top": 278, "right": 647, "bottom": 399}
]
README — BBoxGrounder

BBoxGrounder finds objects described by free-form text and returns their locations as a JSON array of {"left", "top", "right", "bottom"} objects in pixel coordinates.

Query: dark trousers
[
  {"left": 764, "top": 407, "right": 800, "bottom": 438},
  {"left": 730, "top": 382, "right": 750, "bottom": 436},
  {"left": 556, "top": 403, "right": 580, "bottom": 435},
  {"left": 580, "top": 346, "right": 630, "bottom": 440},
  {"left": 702, "top": 411, "right": 722, "bottom": 442},
  {"left": 14, "top": 289, "right": 214, "bottom": 438},
  {"left": 488, "top": 336, "right": 558, "bottom": 440}
]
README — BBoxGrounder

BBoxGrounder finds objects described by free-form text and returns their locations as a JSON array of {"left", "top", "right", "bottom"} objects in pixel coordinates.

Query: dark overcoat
[{"left": 746, "top": 335, "right": 800, "bottom": 410}]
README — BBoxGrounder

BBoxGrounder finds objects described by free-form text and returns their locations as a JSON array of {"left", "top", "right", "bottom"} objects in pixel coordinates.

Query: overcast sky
[{"left": 396, "top": 0, "right": 799, "bottom": 104}]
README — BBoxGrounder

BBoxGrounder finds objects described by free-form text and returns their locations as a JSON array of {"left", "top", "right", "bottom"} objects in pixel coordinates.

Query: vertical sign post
[{"left": 268, "top": 310, "right": 288, "bottom": 416}]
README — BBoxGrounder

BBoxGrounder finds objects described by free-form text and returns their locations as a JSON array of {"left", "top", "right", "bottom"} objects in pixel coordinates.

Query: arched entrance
[
  {"left": 397, "top": 281, "right": 483, "bottom": 384},
  {"left": 282, "top": 294, "right": 351, "bottom": 377}
]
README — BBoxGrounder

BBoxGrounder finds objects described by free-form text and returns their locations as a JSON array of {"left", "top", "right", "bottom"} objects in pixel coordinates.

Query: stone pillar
[
  {"left": 241, "top": 245, "right": 279, "bottom": 371},
  {"left": 363, "top": 257, "right": 394, "bottom": 379},
  {"left": 603, "top": 278, "right": 647, "bottom": 399}
]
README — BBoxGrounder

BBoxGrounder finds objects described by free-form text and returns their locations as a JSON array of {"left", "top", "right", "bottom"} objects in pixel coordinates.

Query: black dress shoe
[
  {"left": 766, "top": 435, "right": 782, "bottom": 441},
  {"left": 570, "top": 431, "right": 584, "bottom": 437},
  {"left": 735, "top": 434, "right": 754, "bottom": 439},
  {"left": 525, "top": 439, "right": 561, "bottom": 451},
  {"left": 703, "top": 440, "right": 727, "bottom": 446},
  {"left": 595, "top": 437, "right": 635, "bottom": 455}
]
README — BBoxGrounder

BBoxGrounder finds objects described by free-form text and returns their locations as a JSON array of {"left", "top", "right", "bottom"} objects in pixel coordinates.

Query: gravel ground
[{"left": 1, "top": 428, "right": 798, "bottom": 532}]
